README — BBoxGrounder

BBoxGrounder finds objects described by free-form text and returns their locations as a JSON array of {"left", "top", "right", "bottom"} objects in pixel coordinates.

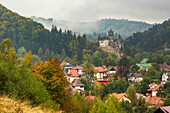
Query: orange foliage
[{"left": 31, "top": 57, "right": 71, "bottom": 109}]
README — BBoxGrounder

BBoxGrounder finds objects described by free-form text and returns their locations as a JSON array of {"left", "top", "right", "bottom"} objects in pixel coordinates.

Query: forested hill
[
  {"left": 31, "top": 16, "right": 152, "bottom": 41},
  {"left": 0, "top": 4, "right": 98, "bottom": 63},
  {"left": 124, "top": 19, "right": 170, "bottom": 57}
]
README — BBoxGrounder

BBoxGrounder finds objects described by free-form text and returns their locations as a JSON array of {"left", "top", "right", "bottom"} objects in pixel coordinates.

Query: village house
[
  {"left": 107, "top": 67, "right": 116, "bottom": 74},
  {"left": 146, "top": 83, "right": 160, "bottom": 96},
  {"left": 63, "top": 63, "right": 74, "bottom": 73},
  {"left": 72, "top": 79, "right": 85, "bottom": 92},
  {"left": 66, "top": 69, "right": 81, "bottom": 83},
  {"left": 162, "top": 72, "right": 170, "bottom": 82},
  {"left": 145, "top": 96, "right": 164, "bottom": 106},
  {"left": 72, "top": 66, "right": 84, "bottom": 75},
  {"left": 159, "top": 62, "right": 170, "bottom": 72},
  {"left": 127, "top": 73, "right": 144, "bottom": 82},
  {"left": 136, "top": 58, "right": 152, "bottom": 71},
  {"left": 94, "top": 66, "right": 108, "bottom": 80},
  {"left": 110, "top": 93, "right": 131, "bottom": 103}
]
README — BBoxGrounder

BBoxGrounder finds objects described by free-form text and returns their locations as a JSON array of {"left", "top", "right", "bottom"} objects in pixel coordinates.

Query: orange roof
[
  {"left": 66, "top": 69, "right": 80, "bottom": 77},
  {"left": 145, "top": 96, "right": 164, "bottom": 105},
  {"left": 148, "top": 83, "right": 156, "bottom": 87},
  {"left": 106, "top": 71, "right": 112, "bottom": 75},
  {"left": 147, "top": 84, "right": 160, "bottom": 92},
  {"left": 60, "top": 62, "right": 68, "bottom": 66},
  {"left": 111, "top": 93, "right": 128, "bottom": 100},
  {"left": 94, "top": 66, "right": 107, "bottom": 73},
  {"left": 85, "top": 96, "right": 96, "bottom": 100}
]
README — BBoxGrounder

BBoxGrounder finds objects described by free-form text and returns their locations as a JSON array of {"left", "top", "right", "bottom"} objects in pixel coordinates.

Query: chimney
[{"left": 89, "top": 91, "right": 91, "bottom": 97}]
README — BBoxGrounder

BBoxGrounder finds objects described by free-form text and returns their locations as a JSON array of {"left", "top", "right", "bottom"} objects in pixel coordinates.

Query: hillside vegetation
[
  {"left": 31, "top": 16, "right": 152, "bottom": 41},
  {"left": 125, "top": 19, "right": 170, "bottom": 57},
  {"left": 0, "top": 4, "right": 98, "bottom": 64}
]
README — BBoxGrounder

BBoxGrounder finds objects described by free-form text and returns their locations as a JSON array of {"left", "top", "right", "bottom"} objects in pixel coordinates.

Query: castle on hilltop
[{"left": 98, "top": 29, "right": 124, "bottom": 57}]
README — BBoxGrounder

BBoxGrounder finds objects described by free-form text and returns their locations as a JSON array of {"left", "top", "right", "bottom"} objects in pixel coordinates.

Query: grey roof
[
  {"left": 128, "top": 73, "right": 144, "bottom": 78},
  {"left": 73, "top": 79, "right": 85, "bottom": 87}
]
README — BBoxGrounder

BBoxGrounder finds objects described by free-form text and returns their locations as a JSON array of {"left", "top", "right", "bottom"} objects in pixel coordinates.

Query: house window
[{"left": 80, "top": 86, "right": 84, "bottom": 88}]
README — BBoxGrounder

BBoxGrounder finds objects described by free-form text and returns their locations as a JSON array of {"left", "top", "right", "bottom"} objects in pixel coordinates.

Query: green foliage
[
  {"left": 145, "top": 67, "right": 161, "bottom": 80},
  {"left": 106, "top": 79, "right": 129, "bottom": 93},
  {"left": 120, "top": 100, "right": 132, "bottom": 113},
  {"left": 126, "top": 84, "right": 137, "bottom": 104},
  {"left": 125, "top": 20, "right": 170, "bottom": 54},
  {"left": 93, "top": 82, "right": 104, "bottom": 97},
  {"left": 0, "top": 5, "right": 98, "bottom": 64},
  {"left": 0, "top": 39, "right": 57, "bottom": 109},
  {"left": 134, "top": 97, "right": 147, "bottom": 113},
  {"left": 130, "top": 65, "right": 140, "bottom": 73},
  {"left": 31, "top": 57, "right": 70, "bottom": 110},
  {"left": 83, "top": 61, "right": 95, "bottom": 82},
  {"left": 90, "top": 97, "right": 106, "bottom": 113},
  {"left": 71, "top": 91, "right": 94, "bottom": 113}
]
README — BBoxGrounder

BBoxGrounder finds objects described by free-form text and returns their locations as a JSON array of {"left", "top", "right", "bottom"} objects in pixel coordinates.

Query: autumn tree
[{"left": 31, "top": 57, "right": 70, "bottom": 109}]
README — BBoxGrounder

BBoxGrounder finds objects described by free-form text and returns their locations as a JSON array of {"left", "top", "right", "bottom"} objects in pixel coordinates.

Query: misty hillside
[
  {"left": 31, "top": 16, "right": 152, "bottom": 41},
  {"left": 124, "top": 19, "right": 170, "bottom": 56}
]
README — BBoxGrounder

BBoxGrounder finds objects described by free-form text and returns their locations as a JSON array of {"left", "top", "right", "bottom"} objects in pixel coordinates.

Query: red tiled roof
[
  {"left": 66, "top": 69, "right": 80, "bottom": 77},
  {"left": 148, "top": 83, "right": 156, "bottom": 88},
  {"left": 72, "top": 66, "right": 84, "bottom": 70},
  {"left": 94, "top": 66, "right": 107, "bottom": 73},
  {"left": 111, "top": 93, "right": 128, "bottom": 100},
  {"left": 98, "top": 36, "right": 110, "bottom": 40},
  {"left": 106, "top": 71, "right": 112, "bottom": 75},
  {"left": 60, "top": 62, "right": 68, "bottom": 66},
  {"left": 145, "top": 96, "right": 164, "bottom": 105},
  {"left": 85, "top": 96, "right": 96, "bottom": 100}
]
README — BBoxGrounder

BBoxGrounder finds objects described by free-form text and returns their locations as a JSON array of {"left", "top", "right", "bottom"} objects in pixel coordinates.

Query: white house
[
  {"left": 73, "top": 79, "right": 85, "bottom": 92},
  {"left": 107, "top": 67, "right": 116, "bottom": 74},
  {"left": 162, "top": 72, "right": 170, "bottom": 82},
  {"left": 94, "top": 66, "right": 107, "bottom": 80},
  {"left": 63, "top": 63, "right": 74, "bottom": 73},
  {"left": 72, "top": 66, "right": 84, "bottom": 75},
  {"left": 66, "top": 69, "right": 81, "bottom": 83},
  {"left": 128, "top": 73, "right": 144, "bottom": 82},
  {"left": 146, "top": 83, "right": 160, "bottom": 96}
]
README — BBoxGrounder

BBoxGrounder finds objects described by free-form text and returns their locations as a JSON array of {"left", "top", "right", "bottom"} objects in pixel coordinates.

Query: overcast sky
[{"left": 0, "top": 0, "right": 169, "bottom": 24}]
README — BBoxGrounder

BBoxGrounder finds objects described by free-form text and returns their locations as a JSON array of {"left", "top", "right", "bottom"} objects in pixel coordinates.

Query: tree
[
  {"left": 17, "top": 47, "right": 27, "bottom": 58},
  {"left": 83, "top": 61, "right": 95, "bottom": 82},
  {"left": 151, "top": 63, "right": 160, "bottom": 71},
  {"left": 120, "top": 99, "right": 132, "bottom": 113},
  {"left": 93, "top": 82, "right": 104, "bottom": 97},
  {"left": 104, "top": 55, "right": 116, "bottom": 67},
  {"left": 145, "top": 67, "right": 160, "bottom": 80},
  {"left": 31, "top": 57, "right": 70, "bottom": 109},
  {"left": 117, "top": 57, "right": 130, "bottom": 81},
  {"left": 23, "top": 51, "right": 33, "bottom": 67},
  {"left": 90, "top": 97, "right": 106, "bottom": 113},
  {"left": 126, "top": 84, "right": 137, "bottom": 105},
  {"left": 105, "top": 96, "right": 121, "bottom": 113},
  {"left": 130, "top": 65, "right": 140, "bottom": 73},
  {"left": 106, "top": 79, "right": 129, "bottom": 93},
  {"left": 134, "top": 97, "right": 147, "bottom": 113}
]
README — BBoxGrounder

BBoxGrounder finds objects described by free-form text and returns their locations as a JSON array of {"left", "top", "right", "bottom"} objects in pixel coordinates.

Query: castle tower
[{"left": 108, "top": 29, "right": 114, "bottom": 40}]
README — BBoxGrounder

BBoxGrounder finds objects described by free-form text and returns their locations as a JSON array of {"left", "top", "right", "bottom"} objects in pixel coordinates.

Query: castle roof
[{"left": 98, "top": 36, "right": 110, "bottom": 40}]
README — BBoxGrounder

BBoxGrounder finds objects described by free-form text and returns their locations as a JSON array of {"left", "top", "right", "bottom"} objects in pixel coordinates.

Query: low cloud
[{"left": 0, "top": 0, "right": 169, "bottom": 23}]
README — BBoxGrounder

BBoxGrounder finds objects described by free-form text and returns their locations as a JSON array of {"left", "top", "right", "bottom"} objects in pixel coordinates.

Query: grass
[{"left": 0, "top": 95, "right": 62, "bottom": 113}]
